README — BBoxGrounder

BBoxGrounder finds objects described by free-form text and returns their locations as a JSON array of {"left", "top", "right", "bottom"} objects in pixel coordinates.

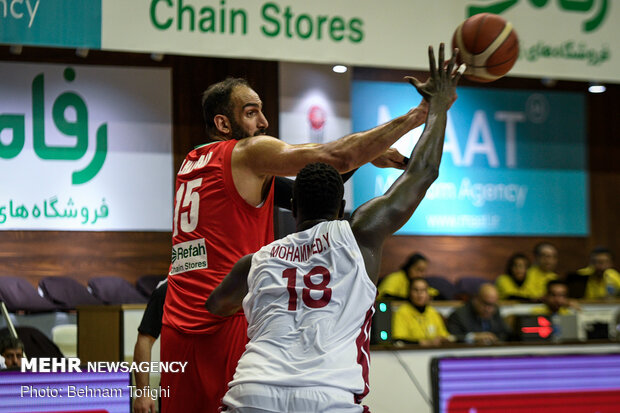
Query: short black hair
[
  {"left": 545, "top": 279, "right": 567, "bottom": 295},
  {"left": 505, "top": 253, "right": 529, "bottom": 277},
  {"left": 590, "top": 246, "right": 614, "bottom": 260},
  {"left": 293, "top": 163, "right": 344, "bottom": 220},
  {"left": 401, "top": 253, "right": 428, "bottom": 273},
  {"left": 201, "top": 77, "right": 250, "bottom": 136},
  {"left": 0, "top": 336, "right": 24, "bottom": 355}
]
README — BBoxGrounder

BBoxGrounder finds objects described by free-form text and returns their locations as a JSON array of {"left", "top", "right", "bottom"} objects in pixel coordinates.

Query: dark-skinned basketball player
[{"left": 207, "top": 44, "right": 464, "bottom": 412}]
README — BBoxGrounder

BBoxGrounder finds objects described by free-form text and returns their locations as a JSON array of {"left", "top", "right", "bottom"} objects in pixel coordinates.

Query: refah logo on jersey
[{"left": 170, "top": 238, "right": 208, "bottom": 275}]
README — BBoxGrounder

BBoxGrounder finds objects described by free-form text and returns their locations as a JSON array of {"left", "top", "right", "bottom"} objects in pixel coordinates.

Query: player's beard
[{"left": 230, "top": 119, "right": 266, "bottom": 140}]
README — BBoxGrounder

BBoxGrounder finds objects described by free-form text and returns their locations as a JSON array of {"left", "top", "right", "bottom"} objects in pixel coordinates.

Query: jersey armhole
[
  {"left": 223, "top": 140, "right": 275, "bottom": 213},
  {"left": 337, "top": 221, "right": 376, "bottom": 291}
]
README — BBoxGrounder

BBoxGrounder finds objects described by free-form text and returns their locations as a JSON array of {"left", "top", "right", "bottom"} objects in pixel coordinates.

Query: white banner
[
  {"left": 0, "top": 62, "right": 173, "bottom": 231},
  {"left": 278, "top": 61, "right": 354, "bottom": 210},
  {"left": 102, "top": 0, "right": 619, "bottom": 82}
]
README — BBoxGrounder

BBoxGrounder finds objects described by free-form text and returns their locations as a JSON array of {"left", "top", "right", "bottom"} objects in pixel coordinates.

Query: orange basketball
[{"left": 451, "top": 13, "right": 519, "bottom": 82}]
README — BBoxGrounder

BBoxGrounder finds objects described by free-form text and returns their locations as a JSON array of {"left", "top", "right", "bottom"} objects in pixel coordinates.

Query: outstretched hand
[
  {"left": 371, "top": 147, "right": 408, "bottom": 170},
  {"left": 405, "top": 43, "right": 465, "bottom": 109}
]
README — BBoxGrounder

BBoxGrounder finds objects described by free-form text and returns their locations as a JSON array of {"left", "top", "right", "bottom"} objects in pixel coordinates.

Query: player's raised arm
[
  {"left": 350, "top": 44, "right": 464, "bottom": 284},
  {"left": 205, "top": 254, "right": 254, "bottom": 316},
  {"left": 233, "top": 99, "right": 428, "bottom": 179}
]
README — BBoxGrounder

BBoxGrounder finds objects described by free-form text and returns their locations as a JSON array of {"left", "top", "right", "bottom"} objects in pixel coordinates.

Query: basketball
[{"left": 451, "top": 13, "right": 519, "bottom": 82}]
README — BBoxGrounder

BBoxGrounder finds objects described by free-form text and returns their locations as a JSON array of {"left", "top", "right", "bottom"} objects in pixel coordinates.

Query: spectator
[
  {"left": 525, "top": 242, "right": 559, "bottom": 299},
  {"left": 576, "top": 247, "right": 620, "bottom": 299},
  {"left": 0, "top": 336, "right": 24, "bottom": 369},
  {"left": 377, "top": 253, "right": 439, "bottom": 299},
  {"left": 495, "top": 253, "right": 537, "bottom": 301},
  {"left": 132, "top": 280, "right": 167, "bottom": 413},
  {"left": 392, "top": 277, "right": 453, "bottom": 346},
  {"left": 532, "top": 280, "right": 573, "bottom": 316},
  {"left": 447, "top": 283, "right": 512, "bottom": 344}
]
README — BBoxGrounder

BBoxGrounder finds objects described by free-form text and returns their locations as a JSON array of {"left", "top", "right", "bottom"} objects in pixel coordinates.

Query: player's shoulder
[
  {"left": 323, "top": 220, "right": 356, "bottom": 244},
  {"left": 233, "top": 135, "right": 281, "bottom": 150},
  {"left": 191, "top": 140, "right": 226, "bottom": 153}
]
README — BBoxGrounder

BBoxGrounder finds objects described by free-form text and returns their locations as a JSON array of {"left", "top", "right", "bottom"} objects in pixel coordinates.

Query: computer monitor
[
  {"left": 580, "top": 310, "right": 615, "bottom": 340},
  {"left": 553, "top": 314, "right": 579, "bottom": 341},
  {"left": 431, "top": 353, "right": 620, "bottom": 413},
  {"left": 0, "top": 369, "right": 131, "bottom": 413}
]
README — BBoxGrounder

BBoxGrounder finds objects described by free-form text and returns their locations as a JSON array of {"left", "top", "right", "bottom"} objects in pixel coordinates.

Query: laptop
[{"left": 551, "top": 314, "right": 579, "bottom": 341}]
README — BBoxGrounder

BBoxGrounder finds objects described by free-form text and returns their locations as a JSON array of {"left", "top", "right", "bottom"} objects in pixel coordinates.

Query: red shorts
[{"left": 160, "top": 315, "right": 248, "bottom": 413}]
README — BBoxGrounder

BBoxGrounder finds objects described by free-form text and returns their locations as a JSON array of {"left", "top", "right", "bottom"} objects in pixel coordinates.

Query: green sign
[
  {"left": 468, "top": 0, "right": 608, "bottom": 32},
  {"left": 0, "top": 62, "right": 173, "bottom": 231},
  {"left": 0, "top": 68, "right": 107, "bottom": 185}
]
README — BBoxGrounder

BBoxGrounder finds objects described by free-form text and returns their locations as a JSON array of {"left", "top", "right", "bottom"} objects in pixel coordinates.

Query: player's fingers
[
  {"left": 390, "top": 157, "right": 407, "bottom": 170},
  {"left": 428, "top": 45, "right": 437, "bottom": 77},
  {"left": 446, "top": 48, "right": 457, "bottom": 79},
  {"left": 404, "top": 76, "right": 423, "bottom": 91},
  {"left": 384, "top": 148, "right": 407, "bottom": 169},
  {"left": 454, "top": 63, "right": 467, "bottom": 83},
  {"left": 438, "top": 43, "right": 445, "bottom": 76}
]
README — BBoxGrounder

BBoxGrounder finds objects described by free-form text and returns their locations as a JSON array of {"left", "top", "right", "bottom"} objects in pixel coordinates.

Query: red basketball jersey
[{"left": 163, "top": 139, "right": 274, "bottom": 333}]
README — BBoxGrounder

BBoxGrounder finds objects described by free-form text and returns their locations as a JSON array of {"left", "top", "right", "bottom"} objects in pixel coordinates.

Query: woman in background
[
  {"left": 392, "top": 277, "right": 453, "bottom": 346},
  {"left": 377, "top": 253, "right": 438, "bottom": 300},
  {"left": 495, "top": 253, "right": 538, "bottom": 301}
]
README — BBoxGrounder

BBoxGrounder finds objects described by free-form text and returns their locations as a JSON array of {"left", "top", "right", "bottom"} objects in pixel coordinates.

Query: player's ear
[
  {"left": 338, "top": 200, "right": 346, "bottom": 219},
  {"left": 214, "top": 114, "right": 231, "bottom": 135}
]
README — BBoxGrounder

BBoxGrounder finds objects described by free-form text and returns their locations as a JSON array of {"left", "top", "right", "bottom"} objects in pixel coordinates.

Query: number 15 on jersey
[{"left": 173, "top": 178, "right": 202, "bottom": 236}]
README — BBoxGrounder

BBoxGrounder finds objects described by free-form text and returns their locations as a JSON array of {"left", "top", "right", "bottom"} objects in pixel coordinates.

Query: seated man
[
  {"left": 525, "top": 242, "right": 559, "bottom": 300},
  {"left": 447, "top": 283, "right": 512, "bottom": 345},
  {"left": 532, "top": 280, "right": 573, "bottom": 316},
  {"left": 0, "top": 336, "right": 24, "bottom": 369},
  {"left": 392, "top": 277, "right": 453, "bottom": 346},
  {"left": 576, "top": 247, "right": 620, "bottom": 299}
]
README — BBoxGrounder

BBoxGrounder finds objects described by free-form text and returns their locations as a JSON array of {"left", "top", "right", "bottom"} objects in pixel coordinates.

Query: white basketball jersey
[{"left": 230, "top": 220, "right": 376, "bottom": 402}]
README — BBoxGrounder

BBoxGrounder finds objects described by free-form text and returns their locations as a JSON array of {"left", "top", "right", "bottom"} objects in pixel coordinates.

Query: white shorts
[{"left": 221, "top": 383, "right": 367, "bottom": 413}]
